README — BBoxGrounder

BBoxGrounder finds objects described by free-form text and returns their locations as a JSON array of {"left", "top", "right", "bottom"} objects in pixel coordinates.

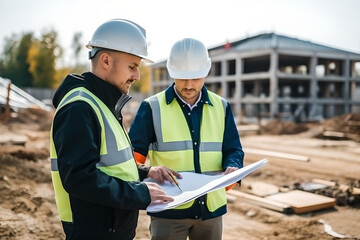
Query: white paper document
[{"left": 145, "top": 158, "right": 268, "bottom": 213}]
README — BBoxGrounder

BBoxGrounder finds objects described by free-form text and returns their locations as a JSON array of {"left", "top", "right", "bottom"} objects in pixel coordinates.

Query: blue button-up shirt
[{"left": 129, "top": 83, "right": 244, "bottom": 220}]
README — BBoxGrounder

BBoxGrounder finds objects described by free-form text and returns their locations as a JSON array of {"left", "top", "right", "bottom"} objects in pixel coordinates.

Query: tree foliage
[
  {"left": 0, "top": 30, "right": 65, "bottom": 88},
  {"left": 30, "top": 30, "right": 63, "bottom": 88},
  {"left": 72, "top": 32, "right": 83, "bottom": 67},
  {"left": 17, "top": 33, "right": 34, "bottom": 86},
  {"left": 0, "top": 33, "right": 34, "bottom": 87},
  {"left": 69, "top": 31, "right": 88, "bottom": 75},
  {"left": 0, "top": 34, "right": 18, "bottom": 70},
  {"left": 0, "top": 29, "right": 151, "bottom": 92}
]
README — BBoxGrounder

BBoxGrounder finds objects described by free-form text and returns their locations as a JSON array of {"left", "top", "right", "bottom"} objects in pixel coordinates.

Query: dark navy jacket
[
  {"left": 52, "top": 72, "right": 151, "bottom": 240},
  {"left": 129, "top": 83, "right": 244, "bottom": 220}
]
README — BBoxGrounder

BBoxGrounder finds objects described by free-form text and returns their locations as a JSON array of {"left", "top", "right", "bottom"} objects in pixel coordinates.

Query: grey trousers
[{"left": 150, "top": 216, "right": 223, "bottom": 240}]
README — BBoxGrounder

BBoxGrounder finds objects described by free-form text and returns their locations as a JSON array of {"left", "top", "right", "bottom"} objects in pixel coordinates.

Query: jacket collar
[
  {"left": 84, "top": 72, "right": 132, "bottom": 121},
  {"left": 83, "top": 72, "right": 124, "bottom": 110}
]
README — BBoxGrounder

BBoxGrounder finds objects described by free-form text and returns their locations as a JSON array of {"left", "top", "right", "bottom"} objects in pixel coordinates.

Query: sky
[{"left": 1, "top": 0, "right": 360, "bottom": 65}]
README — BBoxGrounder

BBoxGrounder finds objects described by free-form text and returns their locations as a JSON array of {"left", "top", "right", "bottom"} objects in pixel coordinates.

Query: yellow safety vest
[
  {"left": 147, "top": 90, "right": 227, "bottom": 212},
  {"left": 50, "top": 87, "right": 139, "bottom": 222}
]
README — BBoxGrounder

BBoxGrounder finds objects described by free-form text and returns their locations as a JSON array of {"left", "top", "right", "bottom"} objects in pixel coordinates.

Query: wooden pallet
[{"left": 265, "top": 190, "right": 336, "bottom": 214}]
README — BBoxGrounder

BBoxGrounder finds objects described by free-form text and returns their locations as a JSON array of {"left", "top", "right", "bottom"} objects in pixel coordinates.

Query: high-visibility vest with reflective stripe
[
  {"left": 147, "top": 90, "right": 227, "bottom": 212},
  {"left": 50, "top": 87, "right": 139, "bottom": 222}
]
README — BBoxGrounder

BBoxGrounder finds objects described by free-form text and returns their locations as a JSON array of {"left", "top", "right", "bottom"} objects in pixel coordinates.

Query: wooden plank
[
  {"left": 265, "top": 190, "right": 335, "bottom": 214},
  {"left": 241, "top": 181, "right": 279, "bottom": 197},
  {"left": 312, "top": 178, "right": 338, "bottom": 188},
  {"left": 348, "top": 120, "right": 360, "bottom": 126},
  {"left": 227, "top": 190, "right": 293, "bottom": 214},
  {"left": 322, "top": 131, "right": 347, "bottom": 139},
  {"left": 0, "top": 135, "right": 27, "bottom": 146},
  {"left": 245, "top": 148, "right": 309, "bottom": 162}
]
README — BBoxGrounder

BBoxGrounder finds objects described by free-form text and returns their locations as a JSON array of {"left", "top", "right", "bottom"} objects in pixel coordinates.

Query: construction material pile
[
  {"left": 319, "top": 113, "right": 360, "bottom": 142},
  {"left": 293, "top": 179, "right": 360, "bottom": 206},
  {"left": 260, "top": 113, "right": 360, "bottom": 142}
]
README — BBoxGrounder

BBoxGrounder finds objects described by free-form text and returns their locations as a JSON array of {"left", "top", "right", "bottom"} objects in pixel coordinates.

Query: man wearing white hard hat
[
  {"left": 50, "top": 19, "right": 179, "bottom": 240},
  {"left": 129, "top": 38, "right": 244, "bottom": 240}
]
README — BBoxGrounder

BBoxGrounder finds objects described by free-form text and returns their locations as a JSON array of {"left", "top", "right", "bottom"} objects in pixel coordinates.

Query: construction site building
[{"left": 150, "top": 33, "right": 360, "bottom": 122}]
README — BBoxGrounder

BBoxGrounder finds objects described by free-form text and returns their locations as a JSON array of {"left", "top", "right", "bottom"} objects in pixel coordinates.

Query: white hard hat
[
  {"left": 86, "top": 19, "right": 153, "bottom": 62},
  {"left": 166, "top": 38, "right": 211, "bottom": 79}
]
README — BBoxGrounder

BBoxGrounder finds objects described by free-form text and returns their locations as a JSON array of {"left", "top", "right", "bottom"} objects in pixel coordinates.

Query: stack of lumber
[{"left": 227, "top": 180, "right": 336, "bottom": 214}]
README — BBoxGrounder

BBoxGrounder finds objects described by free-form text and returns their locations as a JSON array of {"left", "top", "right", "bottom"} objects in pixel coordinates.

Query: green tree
[
  {"left": 0, "top": 34, "right": 17, "bottom": 79},
  {"left": 29, "top": 30, "right": 63, "bottom": 88},
  {"left": 0, "top": 33, "right": 34, "bottom": 87},
  {"left": 70, "top": 31, "right": 88, "bottom": 74},
  {"left": 72, "top": 32, "right": 83, "bottom": 67},
  {"left": 16, "top": 33, "right": 34, "bottom": 86},
  {"left": 0, "top": 34, "right": 16, "bottom": 68}
]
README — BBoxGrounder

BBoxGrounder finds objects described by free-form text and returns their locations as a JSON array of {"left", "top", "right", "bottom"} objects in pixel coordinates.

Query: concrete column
[
  {"left": 309, "top": 55, "right": 320, "bottom": 119},
  {"left": 235, "top": 57, "right": 242, "bottom": 122},
  {"left": 254, "top": 81, "right": 260, "bottom": 97},
  {"left": 343, "top": 58, "right": 350, "bottom": 113},
  {"left": 221, "top": 60, "right": 228, "bottom": 99},
  {"left": 269, "top": 50, "right": 278, "bottom": 117}
]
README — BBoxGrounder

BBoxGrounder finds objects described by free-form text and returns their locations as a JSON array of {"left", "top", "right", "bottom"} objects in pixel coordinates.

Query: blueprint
[{"left": 145, "top": 158, "right": 268, "bottom": 213}]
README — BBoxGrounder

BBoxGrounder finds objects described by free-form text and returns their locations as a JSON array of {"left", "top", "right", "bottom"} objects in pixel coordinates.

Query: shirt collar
[
  {"left": 173, "top": 85, "right": 202, "bottom": 110},
  {"left": 165, "top": 82, "right": 213, "bottom": 106}
]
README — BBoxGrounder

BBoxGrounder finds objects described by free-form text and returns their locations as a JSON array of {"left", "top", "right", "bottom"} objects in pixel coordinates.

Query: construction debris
[
  {"left": 260, "top": 118, "right": 308, "bottom": 135},
  {"left": 310, "top": 179, "right": 360, "bottom": 206},
  {"left": 258, "top": 113, "right": 360, "bottom": 143},
  {"left": 316, "top": 113, "right": 360, "bottom": 142},
  {"left": 297, "top": 182, "right": 329, "bottom": 192},
  {"left": 318, "top": 219, "right": 354, "bottom": 239},
  {"left": 280, "top": 179, "right": 360, "bottom": 206}
]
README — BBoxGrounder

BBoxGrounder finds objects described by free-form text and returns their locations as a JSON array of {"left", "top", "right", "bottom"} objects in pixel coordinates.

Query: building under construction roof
[{"left": 150, "top": 33, "right": 360, "bottom": 122}]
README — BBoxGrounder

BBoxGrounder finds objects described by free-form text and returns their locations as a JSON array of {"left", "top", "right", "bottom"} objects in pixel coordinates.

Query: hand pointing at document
[
  {"left": 147, "top": 166, "right": 182, "bottom": 185},
  {"left": 145, "top": 182, "right": 174, "bottom": 204}
]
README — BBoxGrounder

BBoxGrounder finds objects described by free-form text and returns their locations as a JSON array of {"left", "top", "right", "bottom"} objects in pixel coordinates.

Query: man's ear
[{"left": 99, "top": 52, "right": 110, "bottom": 69}]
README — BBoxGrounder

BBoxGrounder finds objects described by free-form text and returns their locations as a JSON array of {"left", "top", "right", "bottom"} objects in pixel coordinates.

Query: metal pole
[{"left": 0, "top": 81, "right": 11, "bottom": 122}]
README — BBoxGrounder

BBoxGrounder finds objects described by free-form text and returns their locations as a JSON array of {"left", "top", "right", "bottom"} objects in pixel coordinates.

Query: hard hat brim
[
  {"left": 87, "top": 46, "right": 154, "bottom": 63},
  {"left": 168, "top": 67, "right": 210, "bottom": 79}
]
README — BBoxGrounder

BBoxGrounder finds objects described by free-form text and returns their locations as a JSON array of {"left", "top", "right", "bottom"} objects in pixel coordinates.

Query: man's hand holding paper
[{"left": 145, "top": 159, "right": 268, "bottom": 213}]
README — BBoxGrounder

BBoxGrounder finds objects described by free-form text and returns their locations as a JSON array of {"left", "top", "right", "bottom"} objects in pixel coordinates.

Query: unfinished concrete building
[{"left": 150, "top": 33, "right": 360, "bottom": 122}]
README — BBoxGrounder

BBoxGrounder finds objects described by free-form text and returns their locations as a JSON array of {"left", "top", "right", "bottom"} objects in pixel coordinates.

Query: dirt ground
[{"left": 0, "top": 108, "right": 359, "bottom": 240}]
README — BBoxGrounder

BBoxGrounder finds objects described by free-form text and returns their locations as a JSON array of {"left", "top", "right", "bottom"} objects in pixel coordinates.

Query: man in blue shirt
[{"left": 129, "top": 38, "right": 244, "bottom": 240}]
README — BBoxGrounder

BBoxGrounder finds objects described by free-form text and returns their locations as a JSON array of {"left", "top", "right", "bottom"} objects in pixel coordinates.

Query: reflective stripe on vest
[
  {"left": 147, "top": 90, "right": 227, "bottom": 212},
  {"left": 50, "top": 87, "right": 139, "bottom": 222}
]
